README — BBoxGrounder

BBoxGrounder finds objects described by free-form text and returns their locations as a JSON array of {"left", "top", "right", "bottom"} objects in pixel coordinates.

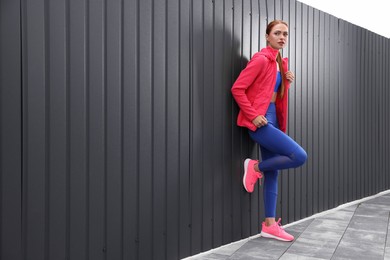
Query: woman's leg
[
  {"left": 248, "top": 123, "right": 307, "bottom": 172},
  {"left": 257, "top": 142, "right": 296, "bottom": 241},
  {"left": 260, "top": 145, "right": 279, "bottom": 223},
  {"left": 249, "top": 123, "right": 306, "bottom": 228}
]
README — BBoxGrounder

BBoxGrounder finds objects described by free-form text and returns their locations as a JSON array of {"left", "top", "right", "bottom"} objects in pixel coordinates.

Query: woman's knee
[{"left": 291, "top": 146, "right": 307, "bottom": 166}]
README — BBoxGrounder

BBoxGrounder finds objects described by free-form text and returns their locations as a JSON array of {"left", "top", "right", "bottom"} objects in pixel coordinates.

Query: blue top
[{"left": 274, "top": 71, "right": 282, "bottom": 92}]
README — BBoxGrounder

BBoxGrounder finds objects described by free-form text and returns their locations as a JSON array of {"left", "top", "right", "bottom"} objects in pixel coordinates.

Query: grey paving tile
[
  {"left": 332, "top": 256, "right": 378, "bottom": 260},
  {"left": 303, "top": 219, "right": 349, "bottom": 233},
  {"left": 332, "top": 240, "right": 384, "bottom": 260},
  {"left": 284, "top": 238, "right": 336, "bottom": 259},
  {"left": 348, "top": 215, "right": 388, "bottom": 234},
  {"left": 295, "top": 236, "right": 340, "bottom": 248},
  {"left": 227, "top": 239, "right": 291, "bottom": 260},
  {"left": 252, "top": 233, "right": 299, "bottom": 244},
  {"left": 384, "top": 247, "right": 390, "bottom": 260},
  {"left": 228, "top": 253, "right": 274, "bottom": 260},
  {"left": 341, "top": 228, "right": 387, "bottom": 245},
  {"left": 285, "top": 219, "right": 315, "bottom": 234},
  {"left": 212, "top": 239, "right": 248, "bottom": 256},
  {"left": 243, "top": 235, "right": 295, "bottom": 251},
  {"left": 190, "top": 253, "right": 229, "bottom": 260},
  {"left": 279, "top": 253, "right": 328, "bottom": 260},
  {"left": 385, "top": 224, "right": 390, "bottom": 260},
  {"left": 354, "top": 203, "right": 390, "bottom": 217},
  {"left": 362, "top": 196, "right": 390, "bottom": 207},
  {"left": 387, "top": 226, "right": 390, "bottom": 246},
  {"left": 318, "top": 210, "right": 354, "bottom": 222},
  {"left": 297, "top": 230, "right": 343, "bottom": 246},
  {"left": 340, "top": 205, "right": 358, "bottom": 212}
]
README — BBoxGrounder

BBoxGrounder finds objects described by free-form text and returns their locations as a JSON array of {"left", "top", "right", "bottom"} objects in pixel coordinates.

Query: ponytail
[{"left": 276, "top": 52, "right": 285, "bottom": 99}]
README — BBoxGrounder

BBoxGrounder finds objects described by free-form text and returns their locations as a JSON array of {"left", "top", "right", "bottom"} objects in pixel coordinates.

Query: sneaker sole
[
  {"left": 260, "top": 231, "right": 293, "bottom": 242},
  {"left": 243, "top": 159, "right": 251, "bottom": 192}
]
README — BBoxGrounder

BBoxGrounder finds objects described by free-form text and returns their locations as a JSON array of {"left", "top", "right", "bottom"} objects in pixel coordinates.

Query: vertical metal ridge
[
  {"left": 0, "top": 0, "right": 2, "bottom": 254},
  {"left": 150, "top": 0, "right": 155, "bottom": 257},
  {"left": 386, "top": 38, "right": 387, "bottom": 187},
  {"left": 135, "top": 0, "right": 140, "bottom": 257},
  {"left": 386, "top": 39, "right": 388, "bottom": 187},
  {"left": 249, "top": 0, "right": 252, "bottom": 57},
  {"left": 358, "top": 27, "right": 362, "bottom": 198},
  {"left": 274, "top": 0, "right": 276, "bottom": 18},
  {"left": 301, "top": 1, "right": 306, "bottom": 217},
  {"left": 380, "top": 37, "right": 384, "bottom": 189},
  {"left": 85, "top": 0, "right": 90, "bottom": 258},
  {"left": 103, "top": 0, "right": 108, "bottom": 258},
  {"left": 177, "top": 0, "right": 182, "bottom": 256},
  {"left": 120, "top": 0, "right": 124, "bottom": 258},
  {"left": 257, "top": 0, "right": 261, "bottom": 50},
  {"left": 189, "top": 0, "right": 193, "bottom": 253},
  {"left": 65, "top": 0, "right": 71, "bottom": 258},
  {"left": 240, "top": 0, "right": 243, "bottom": 69},
  {"left": 20, "top": 6, "right": 25, "bottom": 248},
  {"left": 310, "top": 6, "right": 315, "bottom": 213},
  {"left": 326, "top": 14, "right": 331, "bottom": 207},
  {"left": 44, "top": 0, "right": 50, "bottom": 259},
  {"left": 229, "top": 0, "right": 234, "bottom": 241},
  {"left": 164, "top": 0, "right": 168, "bottom": 257},
  {"left": 316, "top": 10, "right": 320, "bottom": 210},
  {"left": 387, "top": 40, "right": 390, "bottom": 188},
  {"left": 211, "top": 0, "right": 215, "bottom": 247},
  {"left": 382, "top": 37, "right": 386, "bottom": 189},
  {"left": 221, "top": 0, "right": 225, "bottom": 241},
  {"left": 305, "top": 5, "right": 310, "bottom": 216},
  {"left": 294, "top": 0, "right": 297, "bottom": 219},
  {"left": 334, "top": 17, "right": 339, "bottom": 205},
  {"left": 321, "top": 12, "right": 326, "bottom": 208},
  {"left": 201, "top": 0, "right": 205, "bottom": 249},
  {"left": 21, "top": 0, "right": 29, "bottom": 258}
]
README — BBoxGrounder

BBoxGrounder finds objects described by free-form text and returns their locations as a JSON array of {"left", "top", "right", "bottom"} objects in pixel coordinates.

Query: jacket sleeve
[{"left": 231, "top": 54, "right": 266, "bottom": 121}]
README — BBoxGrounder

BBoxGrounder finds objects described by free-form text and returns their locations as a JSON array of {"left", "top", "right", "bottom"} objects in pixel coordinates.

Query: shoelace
[
  {"left": 255, "top": 171, "right": 263, "bottom": 186},
  {"left": 276, "top": 218, "right": 284, "bottom": 230}
]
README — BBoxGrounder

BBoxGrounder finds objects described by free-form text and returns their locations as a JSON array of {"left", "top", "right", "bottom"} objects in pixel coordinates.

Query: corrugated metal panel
[
  {"left": 0, "top": 0, "right": 390, "bottom": 259},
  {"left": 0, "top": 1, "right": 22, "bottom": 260}
]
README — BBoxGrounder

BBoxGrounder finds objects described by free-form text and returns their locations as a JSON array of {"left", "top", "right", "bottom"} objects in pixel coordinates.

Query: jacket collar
[{"left": 261, "top": 45, "right": 280, "bottom": 61}]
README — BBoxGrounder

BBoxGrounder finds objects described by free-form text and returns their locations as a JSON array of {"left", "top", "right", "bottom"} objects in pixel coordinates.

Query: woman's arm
[{"left": 231, "top": 54, "right": 266, "bottom": 121}]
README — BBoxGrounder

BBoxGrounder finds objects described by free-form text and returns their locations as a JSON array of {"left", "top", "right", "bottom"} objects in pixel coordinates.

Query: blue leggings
[{"left": 248, "top": 103, "right": 307, "bottom": 218}]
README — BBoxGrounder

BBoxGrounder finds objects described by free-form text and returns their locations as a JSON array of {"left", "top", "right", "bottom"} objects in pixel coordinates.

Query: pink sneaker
[
  {"left": 260, "top": 218, "right": 294, "bottom": 242},
  {"left": 243, "top": 158, "right": 263, "bottom": 193}
]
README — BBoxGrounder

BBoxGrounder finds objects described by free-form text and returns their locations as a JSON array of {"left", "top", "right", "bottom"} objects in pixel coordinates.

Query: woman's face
[{"left": 266, "top": 23, "right": 289, "bottom": 50}]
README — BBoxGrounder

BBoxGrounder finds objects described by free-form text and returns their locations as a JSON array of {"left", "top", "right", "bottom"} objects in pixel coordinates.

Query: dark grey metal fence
[{"left": 1, "top": 0, "right": 390, "bottom": 259}]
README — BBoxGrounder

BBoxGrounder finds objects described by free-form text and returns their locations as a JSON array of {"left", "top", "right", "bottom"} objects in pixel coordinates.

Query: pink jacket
[{"left": 231, "top": 46, "right": 291, "bottom": 132}]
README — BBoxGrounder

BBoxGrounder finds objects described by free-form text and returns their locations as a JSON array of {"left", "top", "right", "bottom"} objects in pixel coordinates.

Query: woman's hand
[
  {"left": 252, "top": 115, "right": 268, "bottom": 128},
  {"left": 285, "top": 71, "right": 295, "bottom": 83}
]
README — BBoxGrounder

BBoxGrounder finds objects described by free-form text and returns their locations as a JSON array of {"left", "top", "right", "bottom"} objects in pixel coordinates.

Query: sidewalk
[{"left": 185, "top": 190, "right": 390, "bottom": 260}]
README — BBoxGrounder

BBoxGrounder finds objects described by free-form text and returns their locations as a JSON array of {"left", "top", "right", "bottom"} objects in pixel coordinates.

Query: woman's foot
[
  {"left": 260, "top": 218, "right": 294, "bottom": 242},
  {"left": 243, "top": 159, "right": 263, "bottom": 193}
]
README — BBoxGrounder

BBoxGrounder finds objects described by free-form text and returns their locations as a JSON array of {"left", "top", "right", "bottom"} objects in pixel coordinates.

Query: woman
[{"left": 231, "top": 20, "right": 307, "bottom": 242}]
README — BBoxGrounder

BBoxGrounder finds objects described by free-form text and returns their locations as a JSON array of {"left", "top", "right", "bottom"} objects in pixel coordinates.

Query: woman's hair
[{"left": 266, "top": 20, "right": 288, "bottom": 99}]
